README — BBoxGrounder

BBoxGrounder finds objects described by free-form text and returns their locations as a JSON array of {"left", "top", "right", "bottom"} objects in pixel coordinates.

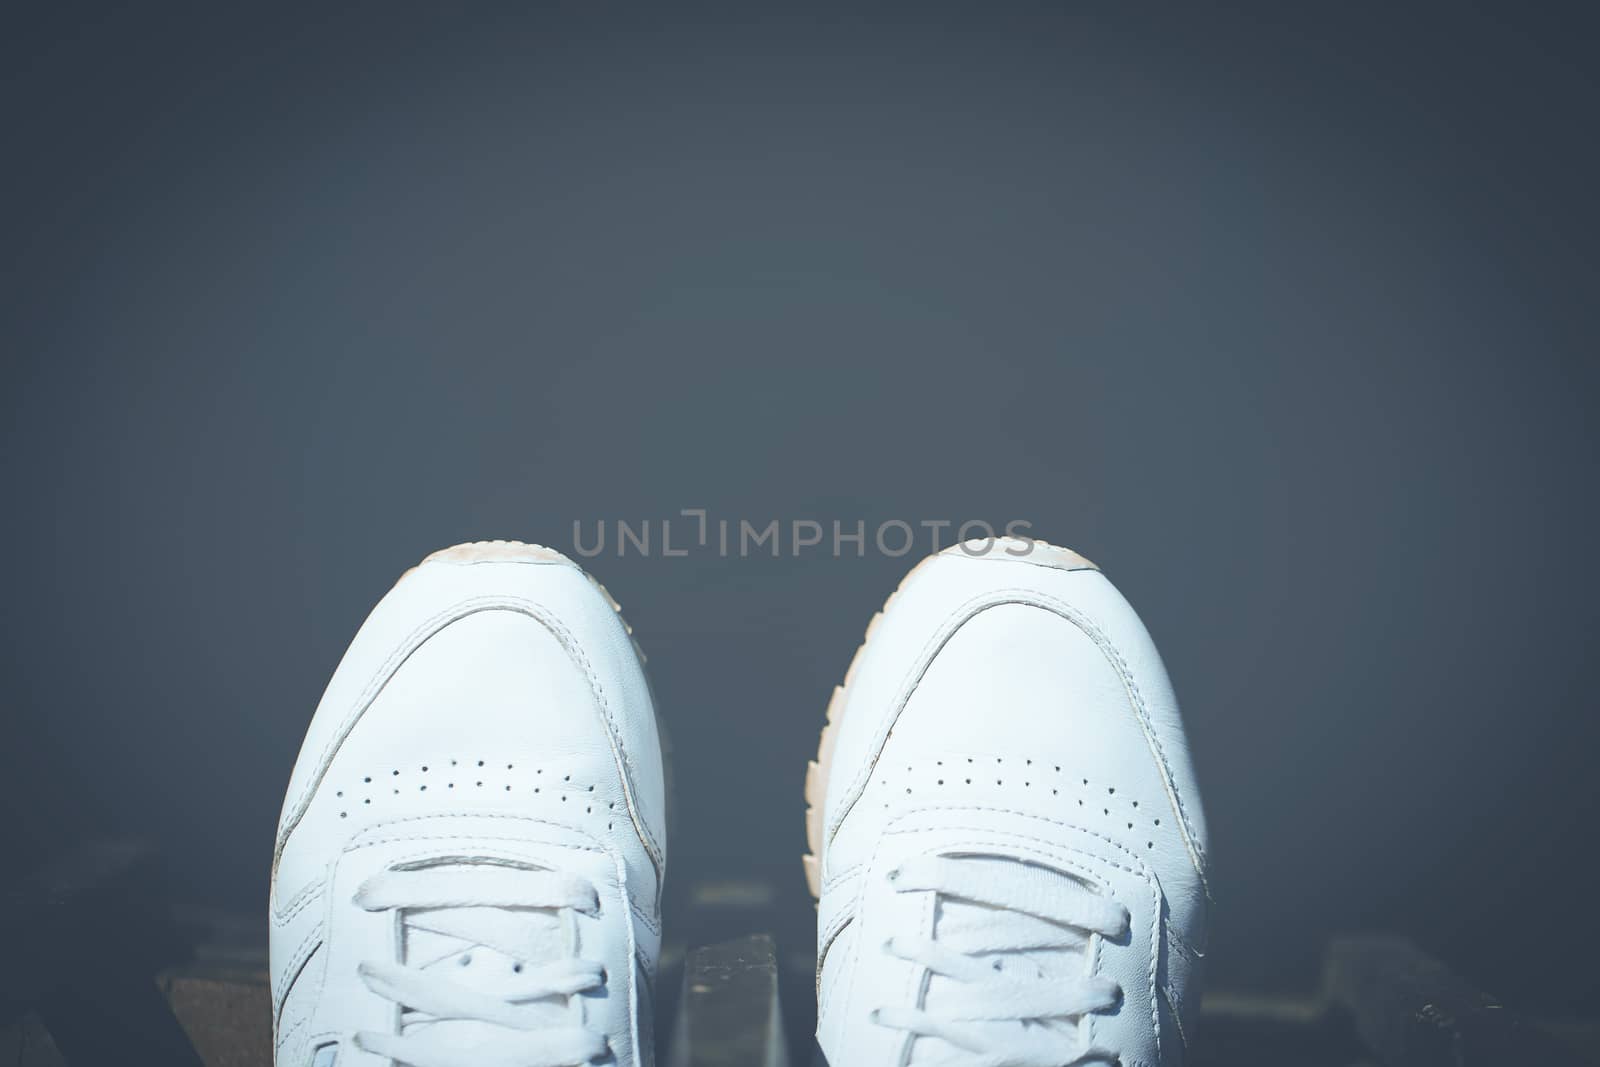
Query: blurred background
[{"left": 2, "top": 0, "right": 1596, "bottom": 1022}]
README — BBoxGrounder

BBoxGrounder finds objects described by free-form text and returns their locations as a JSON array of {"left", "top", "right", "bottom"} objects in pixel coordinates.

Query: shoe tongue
[
  {"left": 398, "top": 863, "right": 578, "bottom": 1041},
  {"left": 909, "top": 855, "right": 1091, "bottom": 1065}
]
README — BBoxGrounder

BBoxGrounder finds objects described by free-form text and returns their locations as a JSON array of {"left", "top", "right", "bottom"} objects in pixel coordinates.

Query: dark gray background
[{"left": 3, "top": 3, "right": 1596, "bottom": 1013}]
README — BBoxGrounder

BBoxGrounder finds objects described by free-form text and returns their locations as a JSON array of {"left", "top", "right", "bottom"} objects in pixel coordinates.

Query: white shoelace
[
  {"left": 350, "top": 864, "right": 610, "bottom": 1067},
  {"left": 871, "top": 854, "right": 1130, "bottom": 1067}
]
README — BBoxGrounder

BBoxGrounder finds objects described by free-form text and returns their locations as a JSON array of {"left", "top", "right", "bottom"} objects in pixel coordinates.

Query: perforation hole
[{"left": 334, "top": 766, "right": 615, "bottom": 826}]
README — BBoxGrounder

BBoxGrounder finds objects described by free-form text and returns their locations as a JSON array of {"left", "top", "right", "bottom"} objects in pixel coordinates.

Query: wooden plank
[
  {"left": 161, "top": 969, "right": 270, "bottom": 1067},
  {"left": 669, "top": 934, "right": 788, "bottom": 1067},
  {"left": 1, "top": 841, "right": 205, "bottom": 1067}
]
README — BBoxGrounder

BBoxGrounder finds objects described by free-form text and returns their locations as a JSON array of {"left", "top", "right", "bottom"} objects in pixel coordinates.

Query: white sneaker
[
  {"left": 269, "top": 542, "right": 667, "bottom": 1067},
  {"left": 805, "top": 540, "right": 1211, "bottom": 1066}
]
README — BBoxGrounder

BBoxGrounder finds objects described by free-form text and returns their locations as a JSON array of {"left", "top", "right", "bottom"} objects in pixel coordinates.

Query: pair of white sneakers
[{"left": 269, "top": 539, "right": 1210, "bottom": 1067}]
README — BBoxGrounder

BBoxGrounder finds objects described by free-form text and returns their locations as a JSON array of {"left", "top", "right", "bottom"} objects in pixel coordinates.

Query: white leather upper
[
  {"left": 269, "top": 549, "right": 666, "bottom": 1067},
  {"left": 817, "top": 545, "right": 1210, "bottom": 1066}
]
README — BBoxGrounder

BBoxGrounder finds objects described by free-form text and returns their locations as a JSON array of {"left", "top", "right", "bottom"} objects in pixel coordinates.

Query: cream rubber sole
[{"left": 800, "top": 537, "right": 1097, "bottom": 898}]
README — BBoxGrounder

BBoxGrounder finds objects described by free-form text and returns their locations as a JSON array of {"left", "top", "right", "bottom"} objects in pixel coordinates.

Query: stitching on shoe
[
  {"left": 1166, "top": 925, "right": 1201, "bottom": 964},
  {"left": 273, "top": 1015, "right": 305, "bottom": 1057},
  {"left": 346, "top": 831, "right": 607, "bottom": 854},
  {"left": 272, "top": 878, "right": 325, "bottom": 926},
  {"left": 822, "top": 861, "right": 865, "bottom": 893},
  {"left": 816, "top": 919, "right": 854, "bottom": 1022},
  {"left": 818, "top": 904, "right": 855, "bottom": 971},
  {"left": 828, "top": 586, "right": 1209, "bottom": 895},
  {"left": 344, "top": 810, "right": 608, "bottom": 842},
  {"left": 870, "top": 821, "right": 1163, "bottom": 1061},
  {"left": 340, "top": 837, "right": 644, "bottom": 1054},
  {"left": 338, "top": 815, "right": 662, "bottom": 929},
  {"left": 275, "top": 594, "right": 665, "bottom": 882},
  {"left": 884, "top": 802, "right": 1157, "bottom": 871},
  {"left": 272, "top": 927, "right": 323, "bottom": 1019}
]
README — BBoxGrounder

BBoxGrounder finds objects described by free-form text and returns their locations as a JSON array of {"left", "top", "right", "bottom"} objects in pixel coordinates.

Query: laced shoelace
[
  {"left": 350, "top": 864, "right": 610, "bottom": 1067},
  {"left": 871, "top": 854, "right": 1131, "bottom": 1067}
]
